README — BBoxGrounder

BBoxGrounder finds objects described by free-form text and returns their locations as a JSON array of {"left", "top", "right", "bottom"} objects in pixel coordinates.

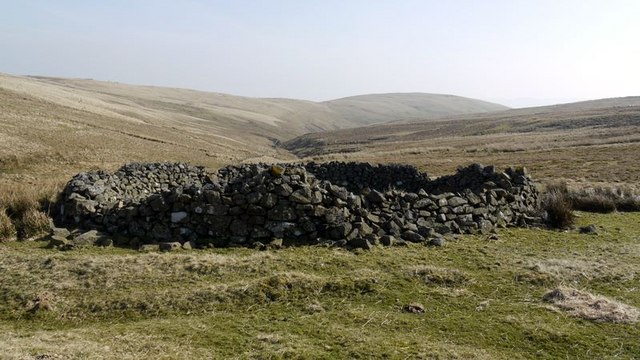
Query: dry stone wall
[
  {"left": 57, "top": 161, "right": 540, "bottom": 249},
  {"left": 303, "top": 161, "right": 429, "bottom": 193}
]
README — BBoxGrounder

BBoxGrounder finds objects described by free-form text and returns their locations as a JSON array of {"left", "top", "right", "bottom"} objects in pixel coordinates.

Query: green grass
[{"left": 0, "top": 212, "right": 639, "bottom": 359}]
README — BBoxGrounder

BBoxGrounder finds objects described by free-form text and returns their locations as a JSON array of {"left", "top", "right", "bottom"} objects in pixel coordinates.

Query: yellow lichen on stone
[{"left": 271, "top": 165, "right": 284, "bottom": 177}]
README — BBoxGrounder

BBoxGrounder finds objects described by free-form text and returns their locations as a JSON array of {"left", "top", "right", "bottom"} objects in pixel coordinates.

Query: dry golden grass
[
  {"left": 569, "top": 185, "right": 640, "bottom": 212},
  {"left": 1, "top": 211, "right": 639, "bottom": 358},
  {"left": 408, "top": 265, "right": 471, "bottom": 287},
  {"left": 0, "top": 209, "right": 16, "bottom": 241},
  {"left": 543, "top": 287, "right": 640, "bottom": 324},
  {"left": 289, "top": 102, "right": 640, "bottom": 186},
  {"left": 0, "top": 181, "right": 60, "bottom": 240}
]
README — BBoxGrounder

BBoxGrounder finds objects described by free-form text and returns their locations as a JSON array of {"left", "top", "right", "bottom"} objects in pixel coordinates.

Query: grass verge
[{"left": 0, "top": 212, "right": 638, "bottom": 358}]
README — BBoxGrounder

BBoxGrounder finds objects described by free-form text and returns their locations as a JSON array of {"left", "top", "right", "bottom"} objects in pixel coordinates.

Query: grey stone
[
  {"left": 465, "top": 192, "right": 483, "bottom": 205},
  {"left": 249, "top": 226, "right": 270, "bottom": 239},
  {"left": 290, "top": 188, "right": 312, "bottom": 204},
  {"left": 48, "top": 235, "right": 68, "bottom": 247},
  {"left": 413, "top": 198, "right": 435, "bottom": 209},
  {"left": 252, "top": 241, "right": 267, "bottom": 250},
  {"left": 349, "top": 237, "right": 373, "bottom": 250},
  {"left": 404, "top": 302, "right": 425, "bottom": 314},
  {"left": 448, "top": 197, "right": 468, "bottom": 207},
  {"left": 329, "top": 223, "right": 353, "bottom": 240},
  {"left": 345, "top": 228, "right": 359, "bottom": 241},
  {"left": 159, "top": 242, "right": 182, "bottom": 251},
  {"left": 182, "top": 241, "right": 195, "bottom": 250},
  {"left": 75, "top": 199, "right": 97, "bottom": 214},
  {"left": 310, "top": 191, "right": 323, "bottom": 204},
  {"left": 267, "top": 204, "right": 297, "bottom": 221},
  {"left": 265, "top": 222, "right": 295, "bottom": 238},
  {"left": 401, "top": 230, "right": 424, "bottom": 243},
  {"left": 477, "top": 220, "right": 494, "bottom": 234},
  {"left": 246, "top": 192, "right": 262, "bottom": 204},
  {"left": 269, "top": 238, "right": 283, "bottom": 249},
  {"left": 96, "top": 237, "right": 113, "bottom": 247},
  {"left": 149, "top": 195, "right": 170, "bottom": 212},
  {"left": 276, "top": 184, "right": 293, "bottom": 196},
  {"left": 51, "top": 227, "right": 71, "bottom": 239},
  {"left": 72, "top": 230, "right": 102, "bottom": 247},
  {"left": 150, "top": 223, "right": 172, "bottom": 240},
  {"left": 260, "top": 193, "right": 279, "bottom": 208},
  {"left": 428, "top": 237, "right": 445, "bottom": 247},
  {"left": 380, "top": 235, "right": 395, "bottom": 246},
  {"left": 171, "top": 211, "right": 188, "bottom": 223},
  {"left": 229, "top": 219, "right": 249, "bottom": 236},
  {"left": 579, "top": 224, "right": 598, "bottom": 235},
  {"left": 328, "top": 184, "right": 349, "bottom": 201},
  {"left": 367, "top": 190, "right": 386, "bottom": 204},
  {"left": 354, "top": 221, "right": 373, "bottom": 236},
  {"left": 139, "top": 244, "right": 160, "bottom": 252}
]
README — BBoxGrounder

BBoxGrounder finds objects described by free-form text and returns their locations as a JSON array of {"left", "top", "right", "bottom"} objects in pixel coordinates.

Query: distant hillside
[
  {"left": 0, "top": 73, "right": 507, "bottom": 174},
  {"left": 285, "top": 96, "right": 640, "bottom": 158},
  {"left": 324, "top": 93, "right": 508, "bottom": 126}
]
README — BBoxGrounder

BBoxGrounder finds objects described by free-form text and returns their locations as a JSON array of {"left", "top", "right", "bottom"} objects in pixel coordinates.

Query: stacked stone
[
  {"left": 59, "top": 163, "right": 212, "bottom": 229},
  {"left": 304, "top": 161, "right": 429, "bottom": 193},
  {"left": 57, "top": 161, "right": 540, "bottom": 249}
]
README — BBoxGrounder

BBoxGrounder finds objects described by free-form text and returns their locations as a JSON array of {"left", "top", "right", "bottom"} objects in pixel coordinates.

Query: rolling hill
[
  {"left": 0, "top": 73, "right": 508, "bottom": 176},
  {"left": 323, "top": 92, "right": 508, "bottom": 126},
  {"left": 285, "top": 97, "right": 640, "bottom": 183},
  {"left": 2, "top": 72, "right": 638, "bottom": 185}
]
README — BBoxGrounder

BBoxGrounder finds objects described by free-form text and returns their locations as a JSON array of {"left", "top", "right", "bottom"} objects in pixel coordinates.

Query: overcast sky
[{"left": 1, "top": 0, "right": 639, "bottom": 107}]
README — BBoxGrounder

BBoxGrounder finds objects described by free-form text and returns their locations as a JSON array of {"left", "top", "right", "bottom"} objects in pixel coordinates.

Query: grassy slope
[
  {"left": 2, "top": 73, "right": 639, "bottom": 358},
  {"left": 323, "top": 93, "right": 508, "bottom": 126},
  {"left": 286, "top": 102, "right": 640, "bottom": 186},
  {"left": 1, "top": 211, "right": 639, "bottom": 359},
  {"left": 0, "top": 73, "right": 509, "bottom": 182}
]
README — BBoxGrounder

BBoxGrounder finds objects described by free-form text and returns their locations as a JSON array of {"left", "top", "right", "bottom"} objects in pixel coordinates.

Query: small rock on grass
[
  {"left": 96, "top": 238, "right": 113, "bottom": 247},
  {"left": 401, "top": 230, "right": 424, "bottom": 243},
  {"left": 48, "top": 235, "right": 68, "bottom": 248},
  {"left": 579, "top": 224, "right": 598, "bottom": 235},
  {"left": 380, "top": 235, "right": 395, "bottom": 246},
  {"left": 50, "top": 227, "right": 70, "bottom": 239},
  {"left": 487, "top": 234, "right": 500, "bottom": 241},
  {"left": 159, "top": 242, "right": 182, "bottom": 251},
  {"left": 349, "top": 237, "right": 373, "bottom": 250},
  {"left": 269, "top": 238, "right": 283, "bottom": 249},
  {"left": 404, "top": 302, "right": 425, "bottom": 314},
  {"left": 428, "top": 237, "right": 446, "bottom": 247},
  {"left": 71, "top": 230, "right": 102, "bottom": 247},
  {"left": 139, "top": 244, "right": 160, "bottom": 252}
]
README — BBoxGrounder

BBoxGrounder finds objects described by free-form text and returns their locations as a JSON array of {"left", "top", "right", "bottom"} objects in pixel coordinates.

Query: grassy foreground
[{"left": 1, "top": 212, "right": 639, "bottom": 359}]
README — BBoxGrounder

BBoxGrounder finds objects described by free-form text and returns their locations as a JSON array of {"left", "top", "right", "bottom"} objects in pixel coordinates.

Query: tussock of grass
[
  {"left": 182, "top": 252, "right": 276, "bottom": 275},
  {"left": 18, "top": 208, "right": 50, "bottom": 239},
  {"left": 543, "top": 287, "right": 639, "bottom": 324},
  {"left": 513, "top": 270, "right": 557, "bottom": 286},
  {"left": 525, "top": 258, "right": 635, "bottom": 284},
  {"left": 0, "top": 182, "right": 59, "bottom": 240},
  {"left": 571, "top": 193, "right": 617, "bottom": 213},
  {"left": 409, "top": 265, "right": 470, "bottom": 287},
  {"left": 0, "top": 209, "right": 16, "bottom": 241},
  {"left": 569, "top": 185, "right": 640, "bottom": 213},
  {"left": 542, "top": 182, "right": 575, "bottom": 229}
]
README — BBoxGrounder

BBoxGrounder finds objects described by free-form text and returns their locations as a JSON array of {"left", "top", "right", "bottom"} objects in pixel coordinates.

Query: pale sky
[{"left": 1, "top": 0, "right": 639, "bottom": 107}]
